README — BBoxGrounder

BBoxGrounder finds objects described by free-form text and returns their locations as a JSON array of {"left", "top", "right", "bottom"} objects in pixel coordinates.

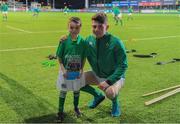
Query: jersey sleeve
[{"left": 106, "top": 39, "right": 128, "bottom": 85}]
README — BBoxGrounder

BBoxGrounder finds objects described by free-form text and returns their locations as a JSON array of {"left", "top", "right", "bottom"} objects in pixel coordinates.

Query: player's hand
[
  {"left": 105, "top": 80, "right": 124, "bottom": 100},
  {"left": 98, "top": 81, "right": 110, "bottom": 91},
  {"left": 105, "top": 85, "right": 117, "bottom": 100},
  {"left": 60, "top": 35, "right": 68, "bottom": 42}
]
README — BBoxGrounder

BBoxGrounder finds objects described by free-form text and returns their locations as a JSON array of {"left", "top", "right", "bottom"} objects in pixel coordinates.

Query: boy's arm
[
  {"left": 58, "top": 58, "right": 67, "bottom": 78},
  {"left": 56, "top": 39, "right": 67, "bottom": 78},
  {"left": 78, "top": 58, "right": 86, "bottom": 78}
]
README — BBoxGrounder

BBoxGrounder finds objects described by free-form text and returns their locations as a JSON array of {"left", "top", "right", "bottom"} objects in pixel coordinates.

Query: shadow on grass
[
  {"left": 120, "top": 112, "right": 144, "bottom": 123},
  {"left": 80, "top": 104, "right": 143, "bottom": 123},
  {"left": 25, "top": 113, "right": 57, "bottom": 123},
  {"left": 25, "top": 104, "right": 108, "bottom": 123},
  {"left": 0, "top": 72, "right": 56, "bottom": 122},
  {"left": 25, "top": 112, "right": 87, "bottom": 123},
  {"left": 0, "top": 72, "right": 144, "bottom": 123}
]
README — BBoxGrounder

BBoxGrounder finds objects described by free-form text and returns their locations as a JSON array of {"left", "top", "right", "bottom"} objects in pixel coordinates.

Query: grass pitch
[{"left": 0, "top": 12, "right": 180, "bottom": 123}]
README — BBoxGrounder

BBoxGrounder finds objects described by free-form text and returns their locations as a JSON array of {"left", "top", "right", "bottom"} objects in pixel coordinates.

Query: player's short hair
[
  {"left": 92, "top": 12, "right": 108, "bottom": 24},
  {"left": 68, "top": 17, "right": 82, "bottom": 27}
]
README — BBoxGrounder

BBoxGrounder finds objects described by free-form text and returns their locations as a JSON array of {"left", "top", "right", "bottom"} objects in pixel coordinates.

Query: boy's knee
[{"left": 60, "top": 91, "right": 67, "bottom": 98}]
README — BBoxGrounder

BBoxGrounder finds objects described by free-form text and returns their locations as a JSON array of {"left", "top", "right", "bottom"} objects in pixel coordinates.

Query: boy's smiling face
[{"left": 68, "top": 21, "right": 81, "bottom": 37}]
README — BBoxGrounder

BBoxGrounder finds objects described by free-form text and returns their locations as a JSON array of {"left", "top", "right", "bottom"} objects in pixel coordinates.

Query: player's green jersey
[
  {"left": 85, "top": 33, "right": 128, "bottom": 85},
  {"left": 178, "top": 6, "right": 180, "bottom": 13},
  {"left": 33, "top": 8, "right": 40, "bottom": 13},
  {"left": 64, "top": 6, "right": 68, "bottom": 12},
  {"left": 128, "top": 7, "right": 133, "bottom": 13},
  {"left": 1, "top": 3, "right": 8, "bottom": 12},
  {"left": 113, "top": 7, "right": 120, "bottom": 15},
  {"left": 56, "top": 34, "right": 87, "bottom": 71}
]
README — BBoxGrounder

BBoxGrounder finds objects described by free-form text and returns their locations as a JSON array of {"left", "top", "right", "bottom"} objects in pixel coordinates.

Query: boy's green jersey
[
  {"left": 113, "top": 7, "right": 120, "bottom": 15},
  {"left": 56, "top": 34, "right": 87, "bottom": 71},
  {"left": 85, "top": 33, "right": 128, "bottom": 85},
  {"left": 1, "top": 4, "right": 8, "bottom": 12}
]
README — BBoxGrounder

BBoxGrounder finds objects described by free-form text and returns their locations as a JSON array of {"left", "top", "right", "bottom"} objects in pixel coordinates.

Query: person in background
[
  {"left": 112, "top": 6, "right": 123, "bottom": 26},
  {"left": 1, "top": 2, "right": 8, "bottom": 21},
  {"left": 127, "top": 6, "right": 133, "bottom": 20}
]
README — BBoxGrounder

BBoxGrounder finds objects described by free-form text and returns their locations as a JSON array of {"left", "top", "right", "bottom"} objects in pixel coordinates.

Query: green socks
[
  {"left": 111, "top": 96, "right": 121, "bottom": 117},
  {"left": 58, "top": 91, "right": 80, "bottom": 112},
  {"left": 73, "top": 91, "right": 80, "bottom": 109},
  {"left": 80, "top": 85, "right": 101, "bottom": 97},
  {"left": 58, "top": 97, "right": 65, "bottom": 112},
  {"left": 120, "top": 20, "right": 123, "bottom": 26}
]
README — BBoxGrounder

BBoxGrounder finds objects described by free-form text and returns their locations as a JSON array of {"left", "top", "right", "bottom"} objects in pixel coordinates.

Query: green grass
[{"left": 0, "top": 12, "right": 180, "bottom": 123}]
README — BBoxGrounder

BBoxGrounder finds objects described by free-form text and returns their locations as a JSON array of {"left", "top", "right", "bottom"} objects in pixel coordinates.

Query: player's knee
[{"left": 105, "top": 87, "right": 117, "bottom": 100}]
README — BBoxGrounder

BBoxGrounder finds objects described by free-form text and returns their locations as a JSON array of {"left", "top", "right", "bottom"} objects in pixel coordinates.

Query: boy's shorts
[{"left": 56, "top": 71, "right": 85, "bottom": 91}]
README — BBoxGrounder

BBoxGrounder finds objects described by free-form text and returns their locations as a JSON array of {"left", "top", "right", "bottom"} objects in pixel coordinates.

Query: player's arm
[
  {"left": 106, "top": 40, "right": 128, "bottom": 85},
  {"left": 60, "top": 35, "right": 68, "bottom": 41}
]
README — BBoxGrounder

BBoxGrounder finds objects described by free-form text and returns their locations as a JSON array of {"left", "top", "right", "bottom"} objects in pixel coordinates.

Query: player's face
[
  {"left": 68, "top": 21, "right": 81, "bottom": 36},
  {"left": 92, "top": 20, "right": 109, "bottom": 38}
]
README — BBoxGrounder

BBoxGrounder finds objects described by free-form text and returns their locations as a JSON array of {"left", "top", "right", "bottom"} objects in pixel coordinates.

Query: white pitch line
[
  {"left": 0, "top": 35, "right": 180, "bottom": 52},
  {"left": 0, "top": 45, "right": 56, "bottom": 52},
  {"left": 0, "top": 30, "right": 67, "bottom": 35},
  {"left": 6, "top": 25, "right": 33, "bottom": 33},
  {"left": 133, "top": 35, "right": 180, "bottom": 41},
  {"left": 33, "top": 30, "right": 67, "bottom": 34},
  {"left": 123, "top": 35, "right": 180, "bottom": 42}
]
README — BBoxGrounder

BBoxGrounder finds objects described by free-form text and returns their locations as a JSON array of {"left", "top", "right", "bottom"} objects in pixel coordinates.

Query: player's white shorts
[
  {"left": 90, "top": 71, "right": 125, "bottom": 86},
  {"left": 56, "top": 70, "right": 85, "bottom": 91},
  {"left": 112, "top": 13, "right": 115, "bottom": 17},
  {"left": 2, "top": 11, "right": 8, "bottom": 14},
  {"left": 128, "top": 13, "right": 132, "bottom": 16}
]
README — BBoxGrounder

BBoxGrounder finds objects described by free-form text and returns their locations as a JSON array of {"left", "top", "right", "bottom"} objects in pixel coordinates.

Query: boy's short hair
[
  {"left": 92, "top": 12, "right": 108, "bottom": 24},
  {"left": 69, "top": 17, "right": 82, "bottom": 26}
]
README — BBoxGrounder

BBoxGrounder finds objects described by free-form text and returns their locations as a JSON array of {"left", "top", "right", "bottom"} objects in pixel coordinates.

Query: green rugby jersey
[
  {"left": 85, "top": 33, "right": 128, "bottom": 85},
  {"left": 128, "top": 8, "right": 133, "bottom": 13},
  {"left": 1, "top": 4, "right": 8, "bottom": 12},
  {"left": 113, "top": 7, "right": 120, "bottom": 15},
  {"left": 56, "top": 34, "right": 87, "bottom": 71}
]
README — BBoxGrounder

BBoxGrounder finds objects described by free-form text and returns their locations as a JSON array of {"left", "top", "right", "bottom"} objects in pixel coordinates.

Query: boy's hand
[
  {"left": 62, "top": 70, "right": 67, "bottom": 78},
  {"left": 77, "top": 72, "right": 82, "bottom": 79},
  {"left": 63, "top": 73, "right": 67, "bottom": 78},
  {"left": 77, "top": 70, "right": 82, "bottom": 79}
]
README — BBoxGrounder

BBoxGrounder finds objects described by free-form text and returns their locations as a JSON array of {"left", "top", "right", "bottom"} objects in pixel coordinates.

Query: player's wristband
[
  {"left": 103, "top": 86, "right": 110, "bottom": 91},
  {"left": 105, "top": 80, "right": 112, "bottom": 85}
]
